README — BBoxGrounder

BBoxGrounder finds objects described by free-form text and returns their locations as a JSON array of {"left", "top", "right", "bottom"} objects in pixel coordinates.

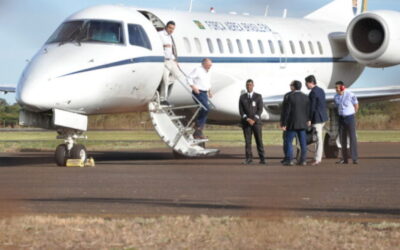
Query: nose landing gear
[{"left": 55, "top": 129, "right": 88, "bottom": 166}]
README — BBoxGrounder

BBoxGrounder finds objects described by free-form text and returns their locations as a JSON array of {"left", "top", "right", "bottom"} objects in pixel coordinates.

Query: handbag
[{"left": 306, "top": 126, "right": 318, "bottom": 145}]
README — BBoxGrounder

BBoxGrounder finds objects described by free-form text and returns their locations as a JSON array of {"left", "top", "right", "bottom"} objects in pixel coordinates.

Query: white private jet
[{"left": 1, "top": 0, "right": 400, "bottom": 166}]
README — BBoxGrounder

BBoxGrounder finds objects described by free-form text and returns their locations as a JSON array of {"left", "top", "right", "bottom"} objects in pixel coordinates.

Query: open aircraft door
[{"left": 272, "top": 32, "right": 287, "bottom": 69}]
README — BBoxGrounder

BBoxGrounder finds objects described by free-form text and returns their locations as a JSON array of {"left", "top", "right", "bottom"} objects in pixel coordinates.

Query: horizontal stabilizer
[
  {"left": 0, "top": 86, "right": 16, "bottom": 93},
  {"left": 263, "top": 85, "right": 400, "bottom": 107},
  {"left": 324, "top": 85, "right": 400, "bottom": 103}
]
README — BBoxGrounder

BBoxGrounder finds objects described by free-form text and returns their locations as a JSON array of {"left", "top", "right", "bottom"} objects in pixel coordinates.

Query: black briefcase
[{"left": 306, "top": 126, "right": 318, "bottom": 145}]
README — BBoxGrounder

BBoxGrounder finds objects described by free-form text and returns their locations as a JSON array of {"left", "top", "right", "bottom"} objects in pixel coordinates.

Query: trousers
[
  {"left": 284, "top": 129, "right": 307, "bottom": 163},
  {"left": 161, "top": 60, "right": 181, "bottom": 100},
  {"left": 339, "top": 115, "right": 358, "bottom": 162},
  {"left": 242, "top": 123, "right": 265, "bottom": 161},
  {"left": 313, "top": 122, "right": 325, "bottom": 162},
  {"left": 193, "top": 91, "right": 209, "bottom": 128}
]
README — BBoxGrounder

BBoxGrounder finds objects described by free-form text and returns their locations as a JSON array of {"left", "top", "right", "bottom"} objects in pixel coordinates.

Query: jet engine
[{"left": 346, "top": 10, "right": 400, "bottom": 68}]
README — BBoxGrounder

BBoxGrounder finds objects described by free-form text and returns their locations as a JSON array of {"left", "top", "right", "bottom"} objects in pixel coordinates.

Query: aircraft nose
[{"left": 16, "top": 77, "right": 51, "bottom": 112}]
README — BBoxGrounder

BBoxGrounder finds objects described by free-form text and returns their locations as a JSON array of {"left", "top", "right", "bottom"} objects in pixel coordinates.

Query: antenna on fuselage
[
  {"left": 282, "top": 9, "right": 287, "bottom": 18},
  {"left": 264, "top": 5, "right": 269, "bottom": 17},
  {"left": 189, "top": 0, "right": 193, "bottom": 12}
]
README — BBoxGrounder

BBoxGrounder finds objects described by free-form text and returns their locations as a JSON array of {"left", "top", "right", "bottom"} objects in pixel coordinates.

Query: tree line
[{"left": 0, "top": 98, "right": 399, "bottom": 129}]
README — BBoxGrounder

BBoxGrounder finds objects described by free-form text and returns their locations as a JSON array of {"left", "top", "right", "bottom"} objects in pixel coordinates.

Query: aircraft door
[{"left": 272, "top": 32, "right": 287, "bottom": 69}]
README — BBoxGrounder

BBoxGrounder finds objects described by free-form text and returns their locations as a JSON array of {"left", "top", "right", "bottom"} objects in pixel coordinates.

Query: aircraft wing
[
  {"left": 263, "top": 85, "right": 400, "bottom": 107},
  {"left": 0, "top": 86, "right": 16, "bottom": 94},
  {"left": 324, "top": 85, "right": 400, "bottom": 103}
]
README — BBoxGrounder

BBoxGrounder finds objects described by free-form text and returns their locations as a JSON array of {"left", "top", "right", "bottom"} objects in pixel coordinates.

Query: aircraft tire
[
  {"left": 55, "top": 144, "right": 69, "bottom": 166},
  {"left": 324, "top": 134, "right": 339, "bottom": 159},
  {"left": 70, "top": 144, "right": 87, "bottom": 162}
]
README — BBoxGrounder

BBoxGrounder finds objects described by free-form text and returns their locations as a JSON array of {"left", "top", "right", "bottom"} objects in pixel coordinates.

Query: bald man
[{"left": 188, "top": 58, "right": 213, "bottom": 139}]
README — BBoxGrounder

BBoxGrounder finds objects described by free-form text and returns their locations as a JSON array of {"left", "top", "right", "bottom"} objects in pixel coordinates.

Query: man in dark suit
[
  {"left": 305, "top": 75, "right": 328, "bottom": 166},
  {"left": 280, "top": 83, "right": 295, "bottom": 163},
  {"left": 239, "top": 79, "right": 266, "bottom": 165},
  {"left": 281, "top": 80, "right": 310, "bottom": 166}
]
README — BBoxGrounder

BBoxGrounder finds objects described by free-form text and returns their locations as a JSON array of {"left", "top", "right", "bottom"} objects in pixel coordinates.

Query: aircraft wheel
[
  {"left": 55, "top": 144, "right": 69, "bottom": 166},
  {"left": 70, "top": 144, "right": 87, "bottom": 162},
  {"left": 324, "top": 134, "right": 339, "bottom": 158}
]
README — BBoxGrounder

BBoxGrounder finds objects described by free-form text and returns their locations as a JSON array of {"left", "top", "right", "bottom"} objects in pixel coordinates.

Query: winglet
[
  {"left": 305, "top": 0, "right": 366, "bottom": 26},
  {"left": 0, "top": 86, "right": 16, "bottom": 94}
]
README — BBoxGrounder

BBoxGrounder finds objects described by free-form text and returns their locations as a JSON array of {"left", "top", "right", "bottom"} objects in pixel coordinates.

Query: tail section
[
  {"left": 305, "top": 0, "right": 368, "bottom": 25},
  {"left": 353, "top": 0, "right": 368, "bottom": 15}
]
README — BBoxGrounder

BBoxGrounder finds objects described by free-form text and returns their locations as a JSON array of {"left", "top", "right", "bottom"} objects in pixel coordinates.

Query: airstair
[{"left": 148, "top": 74, "right": 219, "bottom": 157}]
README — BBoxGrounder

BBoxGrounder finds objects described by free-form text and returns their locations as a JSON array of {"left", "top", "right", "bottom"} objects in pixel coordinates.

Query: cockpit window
[
  {"left": 46, "top": 20, "right": 124, "bottom": 45},
  {"left": 128, "top": 24, "right": 152, "bottom": 50}
]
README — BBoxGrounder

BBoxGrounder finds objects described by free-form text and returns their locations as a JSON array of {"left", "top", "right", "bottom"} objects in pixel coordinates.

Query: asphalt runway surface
[{"left": 1, "top": 142, "right": 400, "bottom": 220}]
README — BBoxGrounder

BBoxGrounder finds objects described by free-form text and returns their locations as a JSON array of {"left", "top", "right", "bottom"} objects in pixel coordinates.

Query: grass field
[
  {"left": 1, "top": 215, "right": 400, "bottom": 249},
  {"left": 0, "top": 130, "right": 399, "bottom": 152}
]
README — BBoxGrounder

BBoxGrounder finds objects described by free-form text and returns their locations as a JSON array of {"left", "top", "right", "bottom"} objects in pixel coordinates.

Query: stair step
[
  {"left": 170, "top": 115, "right": 186, "bottom": 121},
  {"left": 148, "top": 101, "right": 219, "bottom": 157},
  {"left": 191, "top": 139, "right": 209, "bottom": 145}
]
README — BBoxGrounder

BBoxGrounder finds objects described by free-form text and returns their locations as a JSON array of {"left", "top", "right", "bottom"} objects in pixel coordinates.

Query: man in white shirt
[
  {"left": 188, "top": 58, "right": 213, "bottom": 139},
  {"left": 158, "top": 21, "right": 181, "bottom": 104}
]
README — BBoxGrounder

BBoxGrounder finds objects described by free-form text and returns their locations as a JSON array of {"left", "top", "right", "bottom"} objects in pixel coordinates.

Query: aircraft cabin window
[
  {"left": 183, "top": 37, "right": 191, "bottom": 53},
  {"left": 47, "top": 20, "right": 124, "bottom": 45},
  {"left": 194, "top": 38, "right": 202, "bottom": 53},
  {"left": 128, "top": 24, "right": 152, "bottom": 50},
  {"left": 258, "top": 40, "right": 265, "bottom": 54},
  {"left": 299, "top": 41, "right": 306, "bottom": 54},
  {"left": 227, "top": 39, "right": 234, "bottom": 54},
  {"left": 268, "top": 40, "right": 275, "bottom": 54},
  {"left": 309, "top": 41, "right": 315, "bottom": 55},
  {"left": 236, "top": 39, "right": 243, "bottom": 54},
  {"left": 217, "top": 38, "right": 224, "bottom": 54},
  {"left": 278, "top": 40, "right": 285, "bottom": 54},
  {"left": 317, "top": 41, "right": 324, "bottom": 54},
  {"left": 207, "top": 38, "right": 214, "bottom": 54},
  {"left": 289, "top": 41, "right": 296, "bottom": 54},
  {"left": 247, "top": 39, "right": 254, "bottom": 54}
]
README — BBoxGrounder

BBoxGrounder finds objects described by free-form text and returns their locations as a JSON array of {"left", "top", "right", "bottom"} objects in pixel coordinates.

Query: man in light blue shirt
[{"left": 334, "top": 81, "right": 359, "bottom": 164}]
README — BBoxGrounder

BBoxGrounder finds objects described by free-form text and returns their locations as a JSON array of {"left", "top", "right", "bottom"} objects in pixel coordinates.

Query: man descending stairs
[{"left": 148, "top": 58, "right": 218, "bottom": 157}]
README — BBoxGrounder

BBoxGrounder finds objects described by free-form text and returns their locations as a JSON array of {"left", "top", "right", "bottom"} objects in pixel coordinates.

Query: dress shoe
[
  {"left": 282, "top": 160, "right": 294, "bottom": 166},
  {"left": 259, "top": 160, "right": 267, "bottom": 165},
  {"left": 297, "top": 161, "right": 307, "bottom": 166},
  {"left": 242, "top": 159, "right": 253, "bottom": 165},
  {"left": 336, "top": 159, "right": 348, "bottom": 164},
  {"left": 311, "top": 161, "right": 321, "bottom": 166},
  {"left": 353, "top": 160, "right": 358, "bottom": 165}
]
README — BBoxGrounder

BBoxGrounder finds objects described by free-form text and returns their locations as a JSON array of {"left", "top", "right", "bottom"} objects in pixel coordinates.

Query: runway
[{"left": 1, "top": 142, "right": 400, "bottom": 220}]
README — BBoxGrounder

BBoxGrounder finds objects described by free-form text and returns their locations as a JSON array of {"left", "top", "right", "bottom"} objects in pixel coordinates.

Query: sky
[{"left": 0, "top": 0, "right": 399, "bottom": 104}]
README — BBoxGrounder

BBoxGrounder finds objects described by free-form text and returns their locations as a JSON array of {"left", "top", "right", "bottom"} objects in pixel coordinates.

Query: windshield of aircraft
[{"left": 46, "top": 20, "right": 124, "bottom": 45}]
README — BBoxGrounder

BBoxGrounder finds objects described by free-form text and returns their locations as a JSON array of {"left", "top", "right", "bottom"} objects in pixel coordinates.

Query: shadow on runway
[
  {"left": 23, "top": 197, "right": 400, "bottom": 217},
  {"left": 25, "top": 197, "right": 249, "bottom": 210},
  {"left": 0, "top": 153, "right": 55, "bottom": 167},
  {"left": 0, "top": 150, "right": 245, "bottom": 167},
  {"left": 291, "top": 207, "right": 400, "bottom": 216},
  {"left": 2, "top": 148, "right": 399, "bottom": 168}
]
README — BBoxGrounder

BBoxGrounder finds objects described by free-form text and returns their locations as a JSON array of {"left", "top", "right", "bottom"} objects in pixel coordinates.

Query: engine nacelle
[{"left": 346, "top": 10, "right": 400, "bottom": 68}]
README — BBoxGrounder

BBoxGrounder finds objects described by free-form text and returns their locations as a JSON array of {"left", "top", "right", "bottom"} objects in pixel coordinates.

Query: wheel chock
[
  {"left": 66, "top": 159, "right": 85, "bottom": 167},
  {"left": 65, "top": 157, "right": 95, "bottom": 168},
  {"left": 85, "top": 157, "right": 95, "bottom": 167}
]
